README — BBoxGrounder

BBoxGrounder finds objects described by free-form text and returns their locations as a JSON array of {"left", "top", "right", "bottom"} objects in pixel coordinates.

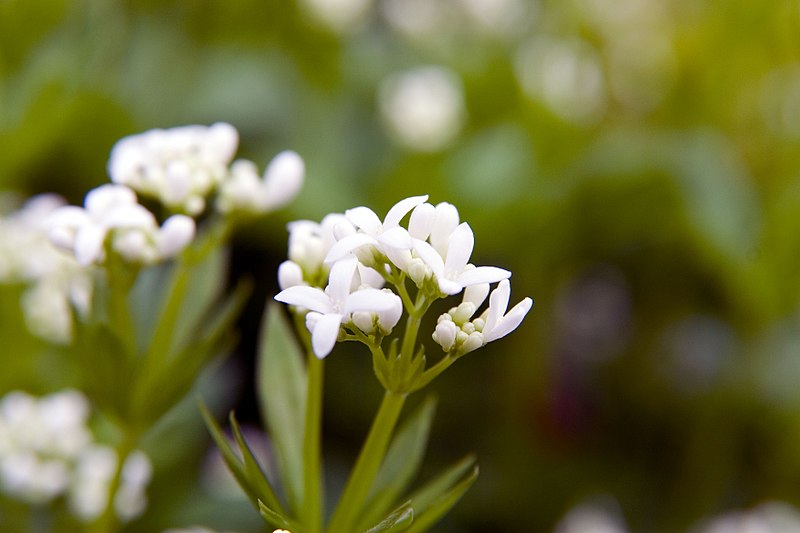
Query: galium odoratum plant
[
  {"left": 207, "top": 195, "right": 532, "bottom": 533},
  {"left": 0, "top": 122, "right": 304, "bottom": 532}
]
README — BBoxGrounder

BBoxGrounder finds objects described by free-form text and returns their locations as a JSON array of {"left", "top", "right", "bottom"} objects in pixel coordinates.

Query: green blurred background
[{"left": 2, "top": 0, "right": 800, "bottom": 531}]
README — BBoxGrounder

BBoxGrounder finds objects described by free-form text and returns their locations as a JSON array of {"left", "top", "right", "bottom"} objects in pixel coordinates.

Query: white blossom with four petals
[{"left": 275, "top": 258, "right": 403, "bottom": 358}]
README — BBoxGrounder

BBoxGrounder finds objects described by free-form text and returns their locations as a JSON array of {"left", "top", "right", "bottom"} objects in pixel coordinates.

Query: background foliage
[{"left": 2, "top": 0, "right": 800, "bottom": 531}]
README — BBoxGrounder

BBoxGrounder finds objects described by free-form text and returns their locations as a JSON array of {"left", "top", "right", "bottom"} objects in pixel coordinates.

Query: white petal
[
  {"left": 85, "top": 185, "right": 137, "bottom": 214},
  {"left": 438, "top": 278, "right": 464, "bottom": 295},
  {"left": 411, "top": 240, "right": 444, "bottom": 277},
  {"left": 103, "top": 205, "right": 157, "bottom": 230},
  {"left": 207, "top": 122, "right": 239, "bottom": 162},
  {"left": 157, "top": 215, "right": 195, "bottom": 257},
  {"left": 383, "top": 195, "right": 428, "bottom": 228},
  {"left": 456, "top": 266, "right": 511, "bottom": 287},
  {"left": 408, "top": 202, "right": 435, "bottom": 240},
  {"left": 311, "top": 313, "right": 343, "bottom": 358},
  {"left": 484, "top": 297, "right": 532, "bottom": 342},
  {"left": 430, "top": 202, "right": 459, "bottom": 255},
  {"left": 327, "top": 258, "right": 359, "bottom": 304},
  {"left": 377, "top": 292, "right": 403, "bottom": 331},
  {"left": 46, "top": 207, "right": 89, "bottom": 249},
  {"left": 74, "top": 225, "right": 107, "bottom": 266},
  {"left": 484, "top": 279, "right": 511, "bottom": 334},
  {"left": 357, "top": 264, "right": 385, "bottom": 288},
  {"left": 261, "top": 150, "right": 305, "bottom": 210},
  {"left": 377, "top": 226, "right": 413, "bottom": 250},
  {"left": 384, "top": 246, "right": 412, "bottom": 271},
  {"left": 325, "top": 233, "right": 378, "bottom": 264},
  {"left": 346, "top": 206, "right": 383, "bottom": 236},
  {"left": 275, "top": 286, "right": 334, "bottom": 313},
  {"left": 343, "top": 288, "right": 400, "bottom": 314},
  {"left": 463, "top": 283, "right": 490, "bottom": 308},
  {"left": 444, "top": 222, "right": 474, "bottom": 273}
]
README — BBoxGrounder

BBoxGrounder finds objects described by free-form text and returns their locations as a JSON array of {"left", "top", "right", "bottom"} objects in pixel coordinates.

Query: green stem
[
  {"left": 106, "top": 260, "right": 137, "bottom": 356},
  {"left": 412, "top": 355, "right": 455, "bottom": 392},
  {"left": 302, "top": 352, "right": 324, "bottom": 533},
  {"left": 327, "top": 390, "right": 407, "bottom": 533}
]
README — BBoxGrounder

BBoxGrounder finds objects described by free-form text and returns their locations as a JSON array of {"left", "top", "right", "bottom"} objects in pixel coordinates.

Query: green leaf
[
  {"left": 258, "top": 499, "right": 300, "bottom": 532},
  {"left": 403, "top": 457, "right": 479, "bottom": 533},
  {"left": 131, "top": 280, "right": 251, "bottom": 426},
  {"left": 356, "top": 397, "right": 437, "bottom": 530},
  {"left": 257, "top": 302, "right": 307, "bottom": 511},
  {"left": 229, "top": 411, "right": 285, "bottom": 515},
  {"left": 362, "top": 503, "right": 414, "bottom": 533},
  {"left": 198, "top": 402, "right": 255, "bottom": 506}
]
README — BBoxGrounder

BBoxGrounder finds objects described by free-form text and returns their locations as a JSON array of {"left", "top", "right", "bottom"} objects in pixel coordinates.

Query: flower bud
[
  {"left": 433, "top": 320, "right": 458, "bottom": 352},
  {"left": 461, "top": 331, "right": 485, "bottom": 354},
  {"left": 278, "top": 260, "right": 305, "bottom": 290},
  {"left": 452, "top": 302, "right": 477, "bottom": 325},
  {"left": 351, "top": 311, "right": 376, "bottom": 334}
]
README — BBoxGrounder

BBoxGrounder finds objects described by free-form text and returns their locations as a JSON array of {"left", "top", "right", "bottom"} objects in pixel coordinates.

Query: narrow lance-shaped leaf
[
  {"left": 199, "top": 402, "right": 289, "bottom": 521},
  {"left": 356, "top": 397, "right": 437, "bottom": 530},
  {"left": 229, "top": 412, "right": 285, "bottom": 515},
  {"left": 404, "top": 457, "right": 479, "bottom": 533},
  {"left": 258, "top": 500, "right": 301, "bottom": 532},
  {"left": 198, "top": 402, "right": 257, "bottom": 507},
  {"left": 362, "top": 502, "right": 415, "bottom": 533},
  {"left": 257, "top": 302, "right": 307, "bottom": 511}
]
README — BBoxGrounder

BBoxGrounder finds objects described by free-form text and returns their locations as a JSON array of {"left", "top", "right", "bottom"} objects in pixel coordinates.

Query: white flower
[
  {"left": 325, "top": 195, "right": 429, "bottom": 267},
  {"left": 217, "top": 150, "right": 304, "bottom": 215},
  {"left": 108, "top": 123, "right": 238, "bottom": 215},
  {"left": 275, "top": 258, "right": 401, "bottom": 358},
  {"left": 413, "top": 222, "right": 510, "bottom": 295},
  {"left": 69, "top": 446, "right": 152, "bottom": 522},
  {"left": 0, "top": 390, "right": 91, "bottom": 505},
  {"left": 46, "top": 184, "right": 195, "bottom": 266},
  {"left": 379, "top": 66, "right": 465, "bottom": 152}
]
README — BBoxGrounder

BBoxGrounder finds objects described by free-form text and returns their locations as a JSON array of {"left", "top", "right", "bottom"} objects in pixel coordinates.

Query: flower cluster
[
  {"left": 275, "top": 195, "right": 532, "bottom": 372},
  {"left": 0, "top": 390, "right": 152, "bottom": 522},
  {"left": 47, "top": 184, "right": 195, "bottom": 267},
  {"left": 46, "top": 123, "right": 304, "bottom": 269},
  {"left": 107, "top": 122, "right": 303, "bottom": 216},
  {"left": 0, "top": 194, "right": 92, "bottom": 343}
]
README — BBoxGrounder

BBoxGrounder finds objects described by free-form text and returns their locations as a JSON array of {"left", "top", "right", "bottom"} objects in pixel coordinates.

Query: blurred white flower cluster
[
  {"left": 275, "top": 195, "right": 531, "bottom": 359},
  {"left": 0, "top": 194, "right": 92, "bottom": 343},
  {"left": 47, "top": 122, "right": 303, "bottom": 267},
  {"left": 0, "top": 390, "right": 152, "bottom": 522},
  {"left": 107, "top": 122, "right": 303, "bottom": 217},
  {"left": 47, "top": 184, "right": 196, "bottom": 267}
]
